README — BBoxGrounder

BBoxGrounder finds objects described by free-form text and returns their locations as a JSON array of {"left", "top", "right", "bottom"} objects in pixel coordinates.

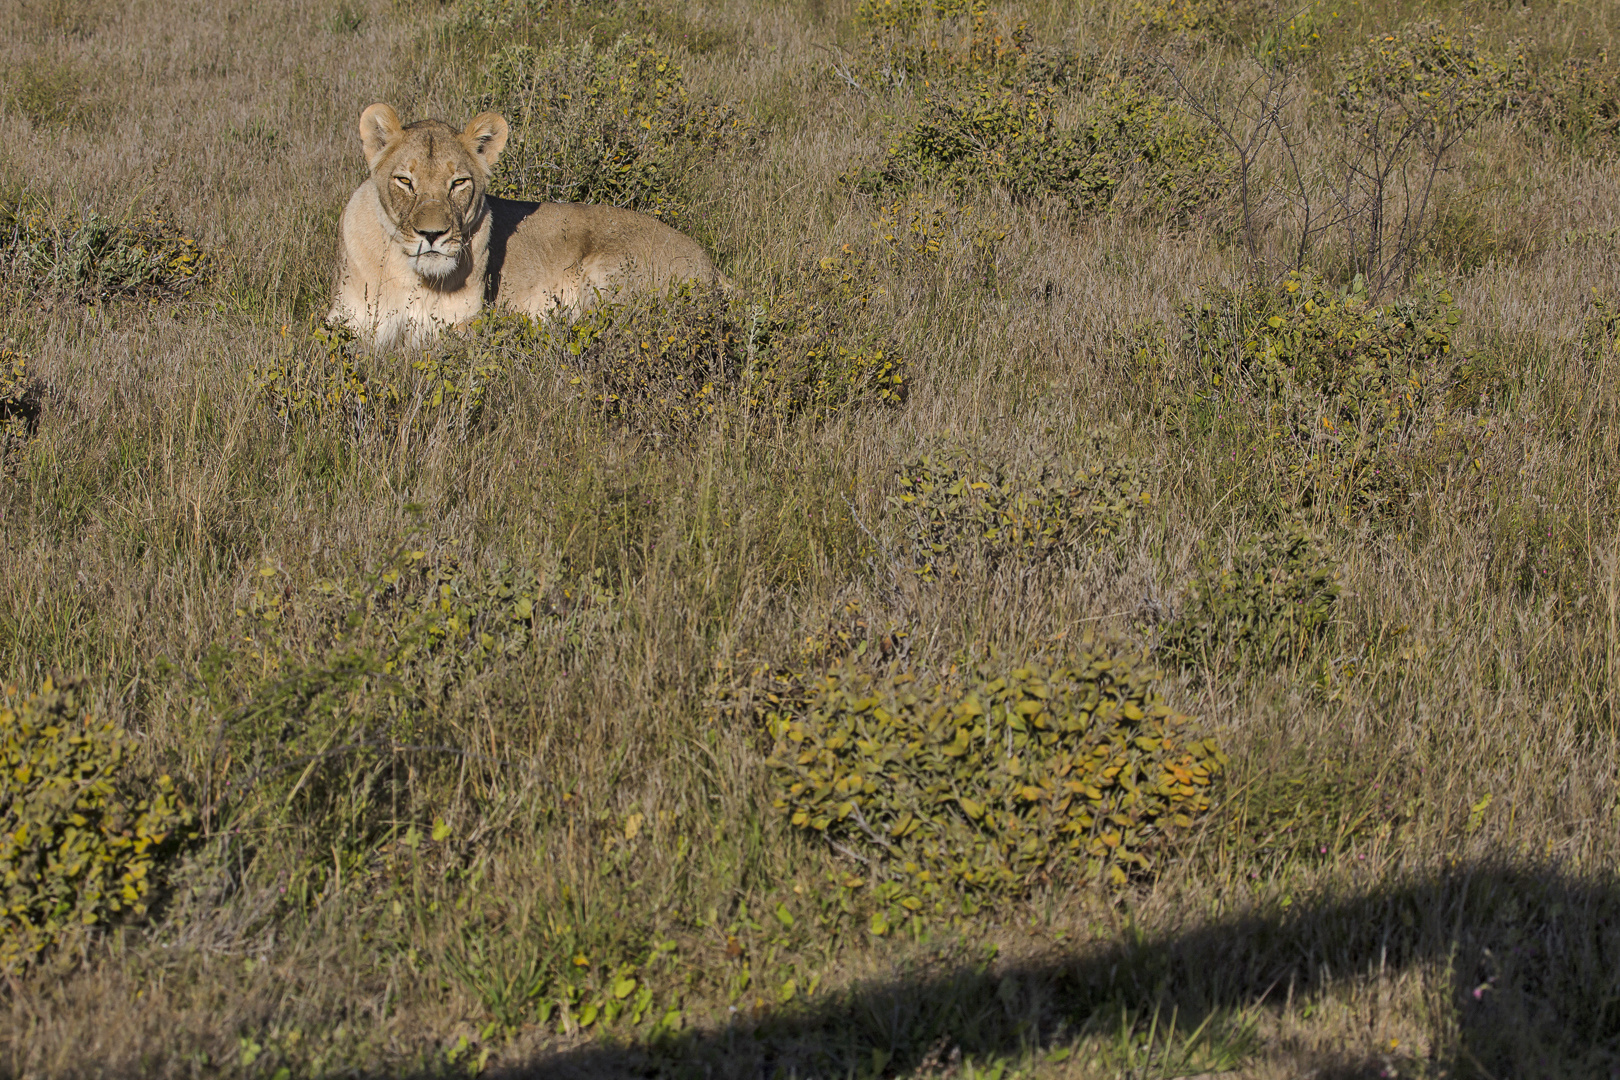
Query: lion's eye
[
  {"left": 452, "top": 177, "right": 471, "bottom": 190},
  {"left": 393, "top": 176, "right": 413, "bottom": 190}
]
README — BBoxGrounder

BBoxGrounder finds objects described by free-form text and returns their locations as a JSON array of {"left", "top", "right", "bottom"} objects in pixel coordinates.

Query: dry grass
[{"left": 3, "top": 0, "right": 1620, "bottom": 1076}]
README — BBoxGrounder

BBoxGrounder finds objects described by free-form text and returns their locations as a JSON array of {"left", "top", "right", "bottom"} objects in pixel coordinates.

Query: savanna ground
[{"left": 3, "top": 0, "right": 1620, "bottom": 1076}]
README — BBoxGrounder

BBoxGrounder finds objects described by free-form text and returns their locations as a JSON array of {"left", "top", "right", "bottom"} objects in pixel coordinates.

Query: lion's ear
[
  {"left": 463, "top": 112, "right": 509, "bottom": 172},
  {"left": 359, "top": 103, "right": 403, "bottom": 170}
]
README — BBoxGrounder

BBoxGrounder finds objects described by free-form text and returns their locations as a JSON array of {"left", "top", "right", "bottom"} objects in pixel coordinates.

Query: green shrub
[
  {"left": 1130, "top": 0, "right": 1245, "bottom": 43},
  {"left": 0, "top": 679, "right": 194, "bottom": 971},
  {"left": 846, "top": 0, "right": 1080, "bottom": 93},
  {"left": 1332, "top": 23, "right": 1620, "bottom": 152},
  {"left": 1131, "top": 0, "right": 1329, "bottom": 58},
  {"left": 868, "top": 195, "right": 1010, "bottom": 284},
  {"left": 849, "top": 78, "right": 1232, "bottom": 223},
  {"left": 247, "top": 324, "right": 509, "bottom": 439},
  {"left": 217, "top": 546, "right": 614, "bottom": 896},
  {"left": 1526, "top": 54, "right": 1620, "bottom": 150},
  {"left": 1158, "top": 520, "right": 1340, "bottom": 672},
  {"left": 0, "top": 192, "right": 208, "bottom": 302},
  {"left": 765, "top": 639, "right": 1226, "bottom": 897},
  {"left": 891, "top": 446, "right": 1152, "bottom": 580},
  {"left": 1185, "top": 271, "right": 1464, "bottom": 424},
  {"left": 254, "top": 278, "right": 906, "bottom": 442},
  {"left": 1251, "top": 6, "right": 1334, "bottom": 69},
  {"left": 0, "top": 348, "right": 39, "bottom": 475},
  {"left": 475, "top": 276, "right": 905, "bottom": 437},
  {"left": 473, "top": 35, "right": 754, "bottom": 227},
  {"left": 1180, "top": 271, "right": 1489, "bottom": 516},
  {"left": 855, "top": 0, "right": 977, "bottom": 34},
  {"left": 454, "top": 0, "right": 604, "bottom": 31},
  {"left": 1333, "top": 23, "right": 1533, "bottom": 127}
]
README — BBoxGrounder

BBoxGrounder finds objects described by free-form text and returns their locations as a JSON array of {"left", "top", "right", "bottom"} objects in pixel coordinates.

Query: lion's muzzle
[{"left": 401, "top": 199, "right": 463, "bottom": 279}]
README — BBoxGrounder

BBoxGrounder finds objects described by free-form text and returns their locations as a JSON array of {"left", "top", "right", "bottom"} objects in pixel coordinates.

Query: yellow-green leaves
[
  {"left": 550, "top": 279, "right": 906, "bottom": 439},
  {"left": 227, "top": 549, "right": 615, "bottom": 880},
  {"left": 849, "top": 78, "right": 1232, "bottom": 223},
  {"left": 0, "top": 191, "right": 209, "bottom": 303},
  {"left": 765, "top": 641, "right": 1226, "bottom": 901},
  {"left": 247, "top": 323, "right": 507, "bottom": 437},
  {"left": 0, "top": 680, "right": 194, "bottom": 972},
  {"left": 0, "top": 348, "right": 39, "bottom": 475},
  {"left": 893, "top": 446, "right": 1152, "bottom": 580},
  {"left": 1159, "top": 520, "right": 1340, "bottom": 673},
  {"left": 1178, "top": 270, "right": 1486, "bottom": 519},
  {"left": 474, "top": 35, "right": 754, "bottom": 230}
]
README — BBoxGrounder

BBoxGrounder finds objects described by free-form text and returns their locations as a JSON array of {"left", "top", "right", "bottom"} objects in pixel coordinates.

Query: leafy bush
[
  {"left": 845, "top": 0, "right": 1081, "bottom": 93},
  {"left": 1333, "top": 23, "right": 1533, "bottom": 128},
  {"left": 1526, "top": 54, "right": 1620, "bottom": 150},
  {"left": 1132, "top": 0, "right": 1328, "bottom": 58},
  {"left": 474, "top": 35, "right": 754, "bottom": 227},
  {"left": 454, "top": 0, "right": 603, "bottom": 31},
  {"left": 1181, "top": 271, "right": 1490, "bottom": 516},
  {"left": 475, "top": 275, "right": 905, "bottom": 437},
  {"left": 849, "top": 78, "right": 1232, "bottom": 223},
  {"left": 0, "top": 192, "right": 208, "bottom": 302},
  {"left": 216, "top": 546, "right": 614, "bottom": 893},
  {"left": 0, "top": 348, "right": 40, "bottom": 475},
  {"left": 891, "top": 446, "right": 1152, "bottom": 580},
  {"left": 868, "top": 195, "right": 1009, "bottom": 284},
  {"left": 0, "top": 679, "right": 194, "bottom": 971},
  {"left": 855, "top": 0, "right": 978, "bottom": 34},
  {"left": 1130, "top": 0, "right": 1247, "bottom": 44},
  {"left": 1185, "top": 271, "right": 1464, "bottom": 423},
  {"left": 256, "top": 276, "right": 906, "bottom": 442},
  {"left": 1158, "top": 520, "right": 1340, "bottom": 671},
  {"left": 764, "top": 639, "right": 1227, "bottom": 898},
  {"left": 247, "top": 324, "right": 509, "bottom": 439}
]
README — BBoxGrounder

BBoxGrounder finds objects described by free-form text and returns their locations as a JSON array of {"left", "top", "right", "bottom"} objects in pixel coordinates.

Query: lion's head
[{"left": 357, "top": 103, "right": 509, "bottom": 284}]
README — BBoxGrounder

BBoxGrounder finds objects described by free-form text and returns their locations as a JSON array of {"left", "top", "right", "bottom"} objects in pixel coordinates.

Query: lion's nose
[{"left": 418, "top": 228, "right": 447, "bottom": 245}]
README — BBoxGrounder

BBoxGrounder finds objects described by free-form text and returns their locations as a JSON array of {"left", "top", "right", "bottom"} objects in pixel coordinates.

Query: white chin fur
[{"left": 411, "top": 251, "right": 460, "bottom": 280}]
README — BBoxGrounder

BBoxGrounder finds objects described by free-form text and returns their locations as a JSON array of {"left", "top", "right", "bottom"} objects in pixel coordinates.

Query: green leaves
[
  {"left": 546, "top": 277, "right": 907, "bottom": 439},
  {"left": 1180, "top": 269, "right": 1483, "bottom": 519},
  {"left": 0, "top": 190, "right": 209, "bottom": 303},
  {"left": 474, "top": 35, "right": 755, "bottom": 229},
  {"left": 765, "top": 640, "right": 1226, "bottom": 902},
  {"left": 0, "top": 347, "right": 39, "bottom": 475},
  {"left": 1333, "top": 22, "right": 1532, "bottom": 131},
  {"left": 1159, "top": 520, "right": 1340, "bottom": 673},
  {"left": 247, "top": 323, "right": 509, "bottom": 437},
  {"left": 0, "top": 679, "right": 195, "bottom": 972},
  {"left": 893, "top": 446, "right": 1152, "bottom": 580},
  {"left": 850, "top": 78, "right": 1233, "bottom": 223},
  {"left": 223, "top": 549, "right": 615, "bottom": 884}
]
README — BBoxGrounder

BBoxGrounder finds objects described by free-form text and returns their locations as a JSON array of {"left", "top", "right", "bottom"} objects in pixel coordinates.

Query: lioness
[{"left": 328, "top": 103, "right": 724, "bottom": 348}]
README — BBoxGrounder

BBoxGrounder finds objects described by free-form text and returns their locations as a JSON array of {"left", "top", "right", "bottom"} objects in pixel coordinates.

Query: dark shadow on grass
[{"left": 439, "top": 861, "right": 1620, "bottom": 1079}]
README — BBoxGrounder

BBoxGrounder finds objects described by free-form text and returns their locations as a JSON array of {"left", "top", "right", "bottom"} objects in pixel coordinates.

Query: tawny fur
[{"left": 328, "top": 103, "right": 725, "bottom": 349}]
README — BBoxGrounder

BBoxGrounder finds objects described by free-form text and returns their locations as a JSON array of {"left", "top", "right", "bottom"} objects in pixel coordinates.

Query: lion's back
[{"left": 486, "top": 197, "right": 722, "bottom": 315}]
